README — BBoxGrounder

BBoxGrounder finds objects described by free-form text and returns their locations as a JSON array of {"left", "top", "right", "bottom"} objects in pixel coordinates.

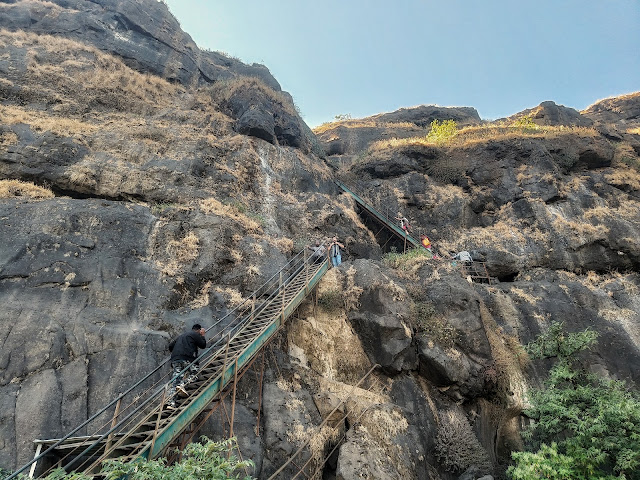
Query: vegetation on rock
[
  {"left": 508, "top": 323, "right": 640, "bottom": 479},
  {"left": 0, "top": 438, "right": 254, "bottom": 480}
]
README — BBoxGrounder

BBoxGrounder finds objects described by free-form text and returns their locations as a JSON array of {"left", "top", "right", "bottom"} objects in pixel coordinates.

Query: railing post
[
  {"left": 280, "top": 271, "right": 285, "bottom": 322},
  {"left": 304, "top": 249, "right": 309, "bottom": 287},
  {"left": 105, "top": 395, "right": 122, "bottom": 452},
  {"left": 251, "top": 294, "right": 256, "bottom": 322},
  {"left": 220, "top": 334, "right": 231, "bottom": 388},
  {"left": 149, "top": 389, "right": 167, "bottom": 457},
  {"left": 28, "top": 443, "right": 42, "bottom": 479}
]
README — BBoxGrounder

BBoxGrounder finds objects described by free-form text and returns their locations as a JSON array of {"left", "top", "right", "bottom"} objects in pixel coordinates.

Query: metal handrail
[{"left": 8, "top": 246, "right": 323, "bottom": 480}]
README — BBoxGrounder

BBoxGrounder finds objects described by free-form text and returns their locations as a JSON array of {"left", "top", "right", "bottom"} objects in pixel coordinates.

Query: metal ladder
[
  {"left": 334, "top": 180, "right": 432, "bottom": 255},
  {"left": 10, "top": 251, "right": 329, "bottom": 479}
]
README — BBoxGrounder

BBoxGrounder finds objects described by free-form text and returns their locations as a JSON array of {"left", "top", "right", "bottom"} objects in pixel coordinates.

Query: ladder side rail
[
  {"left": 140, "top": 256, "right": 329, "bottom": 460},
  {"left": 14, "top": 248, "right": 319, "bottom": 479}
]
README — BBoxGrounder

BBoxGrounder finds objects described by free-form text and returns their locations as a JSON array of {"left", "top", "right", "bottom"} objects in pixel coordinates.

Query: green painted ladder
[
  {"left": 21, "top": 253, "right": 329, "bottom": 478},
  {"left": 334, "top": 180, "right": 431, "bottom": 254}
]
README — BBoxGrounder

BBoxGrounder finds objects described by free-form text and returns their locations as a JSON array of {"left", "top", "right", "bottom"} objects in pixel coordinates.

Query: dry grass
[
  {"left": 551, "top": 215, "right": 609, "bottom": 241},
  {"left": 0, "top": 179, "right": 55, "bottom": 199},
  {"left": 582, "top": 91, "right": 640, "bottom": 112},
  {"left": 509, "top": 287, "right": 542, "bottom": 305},
  {"left": 199, "top": 197, "right": 263, "bottom": 233},
  {"left": 163, "top": 232, "right": 199, "bottom": 275},
  {"left": 212, "top": 286, "right": 245, "bottom": 308},
  {"left": 435, "top": 409, "right": 491, "bottom": 473},
  {"left": 0, "top": 130, "right": 18, "bottom": 147},
  {"left": 628, "top": 127, "right": 640, "bottom": 135},
  {"left": 189, "top": 281, "right": 212, "bottom": 309},
  {"left": 606, "top": 168, "right": 640, "bottom": 191},
  {"left": 369, "top": 122, "right": 599, "bottom": 152},
  {"left": 0, "top": 104, "right": 99, "bottom": 137},
  {"left": 313, "top": 119, "right": 419, "bottom": 135}
]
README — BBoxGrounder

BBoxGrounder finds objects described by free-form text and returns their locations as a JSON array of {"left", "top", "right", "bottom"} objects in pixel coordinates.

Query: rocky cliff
[{"left": 1, "top": 1, "right": 640, "bottom": 479}]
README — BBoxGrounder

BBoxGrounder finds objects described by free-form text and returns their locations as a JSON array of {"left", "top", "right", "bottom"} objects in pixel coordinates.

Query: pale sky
[{"left": 165, "top": 0, "right": 640, "bottom": 127}]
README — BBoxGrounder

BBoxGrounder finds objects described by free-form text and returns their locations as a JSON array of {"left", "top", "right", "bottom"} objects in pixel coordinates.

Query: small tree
[
  {"left": 508, "top": 323, "right": 640, "bottom": 480},
  {"left": 426, "top": 119, "right": 457, "bottom": 144}
]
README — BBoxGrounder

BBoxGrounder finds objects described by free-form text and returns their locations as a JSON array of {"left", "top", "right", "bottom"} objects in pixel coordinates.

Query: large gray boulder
[{"left": 346, "top": 260, "right": 417, "bottom": 373}]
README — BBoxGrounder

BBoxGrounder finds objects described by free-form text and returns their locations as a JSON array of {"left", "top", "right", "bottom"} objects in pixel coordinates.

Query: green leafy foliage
[
  {"left": 508, "top": 324, "right": 640, "bottom": 480},
  {"left": 11, "top": 438, "right": 254, "bottom": 480},
  {"left": 426, "top": 119, "right": 458, "bottom": 144},
  {"left": 525, "top": 321, "right": 598, "bottom": 360},
  {"left": 511, "top": 114, "right": 539, "bottom": 132},
  {"left": 101, "top": 438, "right": 254, "bottom": 480}
]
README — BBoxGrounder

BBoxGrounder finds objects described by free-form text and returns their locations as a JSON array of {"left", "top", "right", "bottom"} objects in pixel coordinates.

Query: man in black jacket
[{"left": 167, "top": 324, "right": 206, "bottom": 408}]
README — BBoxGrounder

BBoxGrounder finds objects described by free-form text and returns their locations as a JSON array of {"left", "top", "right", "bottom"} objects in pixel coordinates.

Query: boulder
[
  {"left": 512, "top": 101, "right": 593, "bottom": 127},
  {"left": 346, "top": 260, "right": 417, "bottom": 373}
]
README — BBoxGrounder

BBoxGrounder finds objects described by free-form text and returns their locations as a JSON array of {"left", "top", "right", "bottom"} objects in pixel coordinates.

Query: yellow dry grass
[
  {"left": 199, "top": 197, "right": 262, "bottom": 233},
  {"left": 582, "top": 91, "right": 640, "bottom": 112},
  {"left": 0, "top": 179, "right": 55, "bottom": 199},
  {"left": 212, "top": 286, "right": 245, "bottom": 307},
  {"left": 627, "top": 127, "right": 640, "bottom": 135},
  {"left": 163, "top": 232, "right": 199, "bottom": 276},
  {"left": 313, "top": 119, "right": 419, "bottom": 135},
  {"left": 0, "top": 104, "right": 98, "bottom": 137},
  {"left": 0, "top": 130, "right": 18, "bottom": 147},
  {"left": 509, "top": 287, "right": 542, "bottom": 305},
  {"left": 369, "top": 123, "right": 599, "bottom": 152},
  {"left": 551, "top": 215, "right": 609, "bottom": 240}
]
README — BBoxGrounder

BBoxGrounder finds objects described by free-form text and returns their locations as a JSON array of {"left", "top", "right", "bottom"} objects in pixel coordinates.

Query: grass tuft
[{"left": 0, "top": 179, "right": 55, "bottom": 199}]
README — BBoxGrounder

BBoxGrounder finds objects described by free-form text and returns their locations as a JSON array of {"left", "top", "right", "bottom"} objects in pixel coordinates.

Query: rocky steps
[{"left": 1, "top": 1, "right": 640, "bottom": 479}]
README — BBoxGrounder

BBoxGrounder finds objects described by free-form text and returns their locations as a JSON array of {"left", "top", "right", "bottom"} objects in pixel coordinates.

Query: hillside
[{"left": 1, "top": 1, "right": 639, "bottom": 479}]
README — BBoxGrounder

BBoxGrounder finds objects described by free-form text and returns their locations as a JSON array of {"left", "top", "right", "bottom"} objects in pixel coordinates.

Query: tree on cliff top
[{"left": 508, "top": 322, "right": 640, "bottom": 480}]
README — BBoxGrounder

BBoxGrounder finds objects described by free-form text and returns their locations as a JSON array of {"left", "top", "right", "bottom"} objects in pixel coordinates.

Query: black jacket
[{"left": 169, "top": 330, "right": 206, "bottom": 362}]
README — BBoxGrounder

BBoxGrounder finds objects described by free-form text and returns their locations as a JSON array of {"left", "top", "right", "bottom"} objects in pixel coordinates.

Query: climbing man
[
  {"left": 453, "top": 250, "right": 473, "bottom": 265},
  {"left": 167, "top": 324, "right": 206, "bottom": 409},
  {"left": 328, "top": 236, "right": 345, "bottom": 267},
  {"left": 395, "top": 212, "right": 411, "bottom": 234},
  {"left": 308, "top": 240, "right": 326, "bottom": 264}
]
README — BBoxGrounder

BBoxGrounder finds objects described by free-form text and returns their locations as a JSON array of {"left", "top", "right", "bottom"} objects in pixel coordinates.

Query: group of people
[
  {"left": 308, "top": 236, "right": 345, "bottom": 267},
  {"left": 166, "top": 212, "right": 476, "bottom": 407}
]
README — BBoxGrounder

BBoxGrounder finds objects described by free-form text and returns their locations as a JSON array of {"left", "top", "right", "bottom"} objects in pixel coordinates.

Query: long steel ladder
[
  {"left": 10, "top": 251, "right": 329, "bottom": 479},
  {"left": 334, "top": 180, "right": 432, "bottom": 255}
]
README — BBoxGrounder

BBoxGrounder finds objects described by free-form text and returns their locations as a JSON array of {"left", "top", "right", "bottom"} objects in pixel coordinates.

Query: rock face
[
  {"left": 1, "top": 1, "right": 640, "bottom": 479},
  {"left": 315, "top": 105, "right": 481, "bottom": 157},
  {"left": 374, "top": 105, "right": 482, "bottom": 128},
  {"left": 508, "top": 101, "right": 593, "bottom": 127},
  {"left": 0, "top": 0, "right": 314, "bottom": 150},
  {"left": 0, "top": 0, "right": 277, "bottom": 88}
]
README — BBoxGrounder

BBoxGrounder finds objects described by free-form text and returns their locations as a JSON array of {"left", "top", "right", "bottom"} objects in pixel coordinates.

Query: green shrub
[
  {"left": 508, "top": 323, "right": 640, "bottom": 480},
  {"left": 14, "top": 438, "right": 254, "bottom": 480},
  {"left": 383, "top": 247, "right": 431, "bottom": 270},
  {"left": 102, "top": 437, "right": 254, "bottom": 480},
  {"left": 511, "top": 114, "right": 538, "bottom": 132},
  {"left": 426, "top": 119, "right": 458, "bottom": 144}
]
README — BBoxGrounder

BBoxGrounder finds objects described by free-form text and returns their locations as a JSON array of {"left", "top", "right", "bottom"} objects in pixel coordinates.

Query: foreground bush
[{"left": 508, "top": 323, "right": 640, "bottom": 480}]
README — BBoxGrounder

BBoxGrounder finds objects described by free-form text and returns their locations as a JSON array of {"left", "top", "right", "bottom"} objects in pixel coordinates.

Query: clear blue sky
[{"left": 165, "top": 0, "right": 640, "bottom": 127}]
